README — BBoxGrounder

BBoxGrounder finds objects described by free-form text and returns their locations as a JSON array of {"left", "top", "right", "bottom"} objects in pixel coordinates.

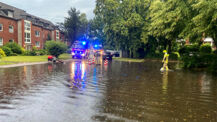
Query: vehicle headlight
[
  {"left": 81, "top": 54, "right": 85, "bottom": 56},
  {"left": 72, "top": 52, "right": 75, "bottom": 55}
]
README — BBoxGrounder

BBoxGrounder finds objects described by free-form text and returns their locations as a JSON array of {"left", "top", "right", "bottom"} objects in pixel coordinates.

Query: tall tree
[
  {"left": 191, "top": 0, "right": 217, "bottom": 44},
  {"left": 64, "top": 8, "right": 88, "bottom": 45}
]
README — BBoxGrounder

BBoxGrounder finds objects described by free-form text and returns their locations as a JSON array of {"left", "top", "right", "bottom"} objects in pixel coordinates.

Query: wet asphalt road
[{"left": 0, "top": 60, "right": 216, "bottom": 122}]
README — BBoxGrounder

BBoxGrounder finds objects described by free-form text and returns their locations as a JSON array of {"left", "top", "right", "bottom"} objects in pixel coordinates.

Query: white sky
[{"left": 0, "top": 0, "right": 96, "bottom": 23}]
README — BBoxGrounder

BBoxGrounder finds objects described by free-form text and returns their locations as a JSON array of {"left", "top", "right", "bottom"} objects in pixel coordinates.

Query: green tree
[
  {"left": 64, "top": 8, "right": 88, "bottom": 45},
  {"left": 191, "top": 0, "right": 217, "bottom": 45},
  {"left": 148, "top": 0, "right": 195, "bottom": 52}
]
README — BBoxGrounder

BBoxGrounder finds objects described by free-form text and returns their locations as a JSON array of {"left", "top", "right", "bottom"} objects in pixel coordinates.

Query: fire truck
[{"left": 71, "top": 40, "right": 88, "bottom": 59}]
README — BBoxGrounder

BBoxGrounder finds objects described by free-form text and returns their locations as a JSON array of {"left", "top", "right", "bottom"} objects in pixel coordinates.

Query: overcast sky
[{"left": 0, "top": 0, "right": 96, "bottom": 23}]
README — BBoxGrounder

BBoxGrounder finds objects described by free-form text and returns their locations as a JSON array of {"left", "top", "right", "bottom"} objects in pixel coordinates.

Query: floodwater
[{"left": 0, "top": 60, "right": 216, "bottom": 122}]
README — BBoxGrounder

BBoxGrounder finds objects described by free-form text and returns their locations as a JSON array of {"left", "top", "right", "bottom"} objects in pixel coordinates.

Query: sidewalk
[
  {"left": 0, "top": 62, "right": 48, "bottom": 68},
  {"left": 0, "top": 59, "right": 73, "bottom": 69}
]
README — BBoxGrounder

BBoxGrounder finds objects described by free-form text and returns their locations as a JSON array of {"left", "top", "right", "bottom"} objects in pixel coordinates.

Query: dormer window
[{"left": 8, "top": 11, "right": 14, "bottom": 18}]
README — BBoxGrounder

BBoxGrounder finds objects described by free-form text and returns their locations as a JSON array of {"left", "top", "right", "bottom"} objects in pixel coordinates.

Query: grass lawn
[
  {"left": 1, "top": 54, "right": 71, "bottom": 63},
  {"left": 0, "top": 62, "right": 15, "bottom": 66},
  {"left": 113, "top": 57, "right": 144, "bottom": 63},
  {"left": 58, "top": 53, "right": 72, "bottom": 60}
]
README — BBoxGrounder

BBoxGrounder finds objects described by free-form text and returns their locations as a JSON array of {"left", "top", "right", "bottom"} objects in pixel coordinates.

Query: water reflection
[
  {"left": 69, "top": 61, "right": 87, "bottom": 89},
  {"left": 0, "top": 61, "right": 216, "bottom": 122},
  {"left": 162, "top": 71, "right": 168, "bottom": 94}
]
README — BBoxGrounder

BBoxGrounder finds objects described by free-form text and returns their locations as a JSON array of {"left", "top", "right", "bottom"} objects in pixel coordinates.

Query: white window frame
[
  {"left": 24, "top": 20, "right": 31, "bottom": 43},
  {"left": 0, "top": 37, "right": 3, "bottom": 46},
  {"left": 9, "top": 25, "right": 14, "bottom": 33},
  {"left": 35, "top": 31, "right": 40, "bottom": 37},
  {"left": 35, "top": 41, "right": 40, "bottom": 47},
  {"left": 24, "top": 20, "right": 31, "bottom": 32},
  {"left": 0, "top": 24, "right": 3, "bottom": 31},
  {"left": 25, "top": 32, "right": 31, "bottom": 43}
]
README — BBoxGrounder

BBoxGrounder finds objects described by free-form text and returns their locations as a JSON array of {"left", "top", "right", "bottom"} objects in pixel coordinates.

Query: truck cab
[{"left": 71, "top": 40, "right": 87, "bottom": 59}]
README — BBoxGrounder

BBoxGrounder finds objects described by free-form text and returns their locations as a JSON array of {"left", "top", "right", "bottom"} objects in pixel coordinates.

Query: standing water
[{"left": 0, "top": 60, "right": 216, "bottom": 122}]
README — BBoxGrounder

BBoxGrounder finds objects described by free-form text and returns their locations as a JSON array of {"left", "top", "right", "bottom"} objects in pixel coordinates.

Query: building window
[
  {"left": 35, "top": 41, "right": 40, "bottom": 47},
  {"left": 0, "top": 37, "right": 3, "bottom": 46},
  {"left": 8, "top": 11, "right": 14, "bottom": 18},
  {"left": 25, "top": 33, "right": 31, "bottom": 43},
  {"left": 56, "top": 31, "right": 59, "bottom": 40},
  {"left": 9, "top": 25, "right": 14, "bottom": 33},
  {"left": 0, "top": 24, "right": 3, "bottom": 31},
  {"left": 24, "top": 20, "right": 31, "bottom": 43},
  {"left": 35, "top": 31, "right": 40, "bottom": 37},
  {"left": 9, "top": 39, "right": 14, "bottom": 43},
  {"left": 24, "top": 21, "right": 31, "bottom": 31}
]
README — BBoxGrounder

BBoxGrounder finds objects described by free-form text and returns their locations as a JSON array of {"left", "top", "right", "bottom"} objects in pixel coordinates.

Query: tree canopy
[{"left": 91, "top": 0, "right": 217, "bottom": 57}]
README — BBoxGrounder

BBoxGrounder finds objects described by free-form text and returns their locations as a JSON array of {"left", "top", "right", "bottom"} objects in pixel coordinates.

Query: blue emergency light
[
  {"left": 94, "top": 45, "right": 98, "bottom": 48},
  {"left": 82, "top": 41, "right": 86, "bottom": 45}
]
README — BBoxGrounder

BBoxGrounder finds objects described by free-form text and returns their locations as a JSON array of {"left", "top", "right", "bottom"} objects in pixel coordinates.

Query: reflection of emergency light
[
  {"left": 104, "top": 60, "right": 108, "bottom": 65},
  {"left": 88, "top": 58, "right": 95, "bottom": 65}
]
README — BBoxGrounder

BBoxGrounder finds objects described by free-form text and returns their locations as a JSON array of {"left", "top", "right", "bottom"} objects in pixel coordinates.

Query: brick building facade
[{"left": 0, "top": 2, "right": 65, "bottom": 50}]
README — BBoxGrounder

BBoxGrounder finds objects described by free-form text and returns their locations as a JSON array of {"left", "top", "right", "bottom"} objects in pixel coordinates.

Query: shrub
[
  {"left": 0, "top": 48, "right": 6, "bottom": 57},
  {"left": 200, "top": 44, "right": 212, "bottom": 54},
  {"left": 29, "top": 47, "right": 37, "bottom": 56},
  {"left": 182, "top": 54, "right": 213, "bottom": 68},
  {"left": 36, "top": 49, "right": 47, "bottom": 55},
  {"left": 23, "top": 50, "right": 31, "bottom": 56},
  {"left": 21, "top": 48, "right": 25, "bottom": 54},
  {"left": 45, "top": 41, "right": 67, "bottom": 58},
  {"left": 213, "top": 50, "right": 217, "bottom": 55},
  {"left": 4, "top": 43, "right": 22, "bottom": 54},
  {"left": 11, "top": 53, "right": 18, "bottom": 56},
  {"left": 1, "top": 46, "right": 12, "bottom": 56},
  {"left": 179, "top": 44, "right": 199, "bottom": 56},
  {"left": 208, "top": 55, "right": 217, "bottom": 73},
  {"left": 170, "top": 52, "right": 180, "bottom": 60}
]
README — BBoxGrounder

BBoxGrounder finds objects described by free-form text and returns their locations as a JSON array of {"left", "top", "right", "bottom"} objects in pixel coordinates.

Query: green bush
[
  {"left": 208, "top": 55, "right": 217, "bottom": 73},
  {"left": 4, "top": 42, "right": 22, "bottom": 54},
  {"left": 11, "top": 53, "right": 18, "bottom": 56},
  {"left": 29, "top": 47, "right": 37, "bottom": 56},
  {"left": 170, "top": 52, "right": 180, "bottom": 60},
  {"left": 0, "top": 48, "right": 6, "bottom": 58},
  {"left": 45, "top": 40, "right": 67, "bottom": 58},
  {"left": 179, "top": 44, "right": 199, "bottom": 56},
  {"left": 200, "top": 44, "right": 212, "bottom": 54},
  {"left": 213, "top": 50, "right": 217, "bottom": 55},
  {"left": 36, "top": 49, "right": 47, "bottom": 56},
  {"left": 23, "top": 50, "right": 31, "bottom": 56},
  {"left": 1, "top": 46, "right": 12, "bottom": 56},
  {"left": 21, "top": 48, "right": 25, "bottom": 54},
  {"left": 182, "top": 54, "right": 213, "bottom": 68}
]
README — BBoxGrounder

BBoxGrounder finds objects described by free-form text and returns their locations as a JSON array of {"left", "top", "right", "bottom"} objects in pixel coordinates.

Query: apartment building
[{"left": 0, "top": 2, "right": 65, "bottom": 50}]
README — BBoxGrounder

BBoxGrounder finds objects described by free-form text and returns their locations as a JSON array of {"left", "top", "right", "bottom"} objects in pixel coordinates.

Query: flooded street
[{"left": 0, "top": 60, "right": 216, "bottom": 122}]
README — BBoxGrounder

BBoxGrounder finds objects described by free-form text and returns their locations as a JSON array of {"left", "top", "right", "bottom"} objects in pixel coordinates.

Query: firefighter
[
  {"left": 161, "top": 50, "right": 169, "bottom": 71},
  {"left": 95, "top": 51, "right": 101, "bottom": 65}
]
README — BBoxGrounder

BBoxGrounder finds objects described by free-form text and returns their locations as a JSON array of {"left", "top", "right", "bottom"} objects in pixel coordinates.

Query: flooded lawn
[{"left": 0, "top": 60, "right": 216, "bottom": 122}]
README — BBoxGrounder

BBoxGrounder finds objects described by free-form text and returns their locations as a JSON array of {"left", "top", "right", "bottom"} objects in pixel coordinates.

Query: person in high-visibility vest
[{"left": 161, "top": 50, "right": 169, "bottom": 71}]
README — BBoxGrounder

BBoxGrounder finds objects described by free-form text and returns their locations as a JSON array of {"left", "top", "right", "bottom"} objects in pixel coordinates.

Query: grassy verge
[
  {"left": 1, "top": 54, "right": 71, "bottom": 63},
  {"left": 0, "top": 62, "right": 15, "bottom": 66},
  {"left": 113, "top": 57, "right": 144, "bottom": 63},
  {"left": 59, "top": 53, "right": 72, "bottom": 60}
]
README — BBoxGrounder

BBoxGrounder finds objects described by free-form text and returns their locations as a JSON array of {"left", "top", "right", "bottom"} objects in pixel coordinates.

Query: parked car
[
  {"left": 103, "top": 52, "right": 113, "bottom": 60},
  {"left": 112, "top": 52, "right": 120, "bottom": 57}
]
